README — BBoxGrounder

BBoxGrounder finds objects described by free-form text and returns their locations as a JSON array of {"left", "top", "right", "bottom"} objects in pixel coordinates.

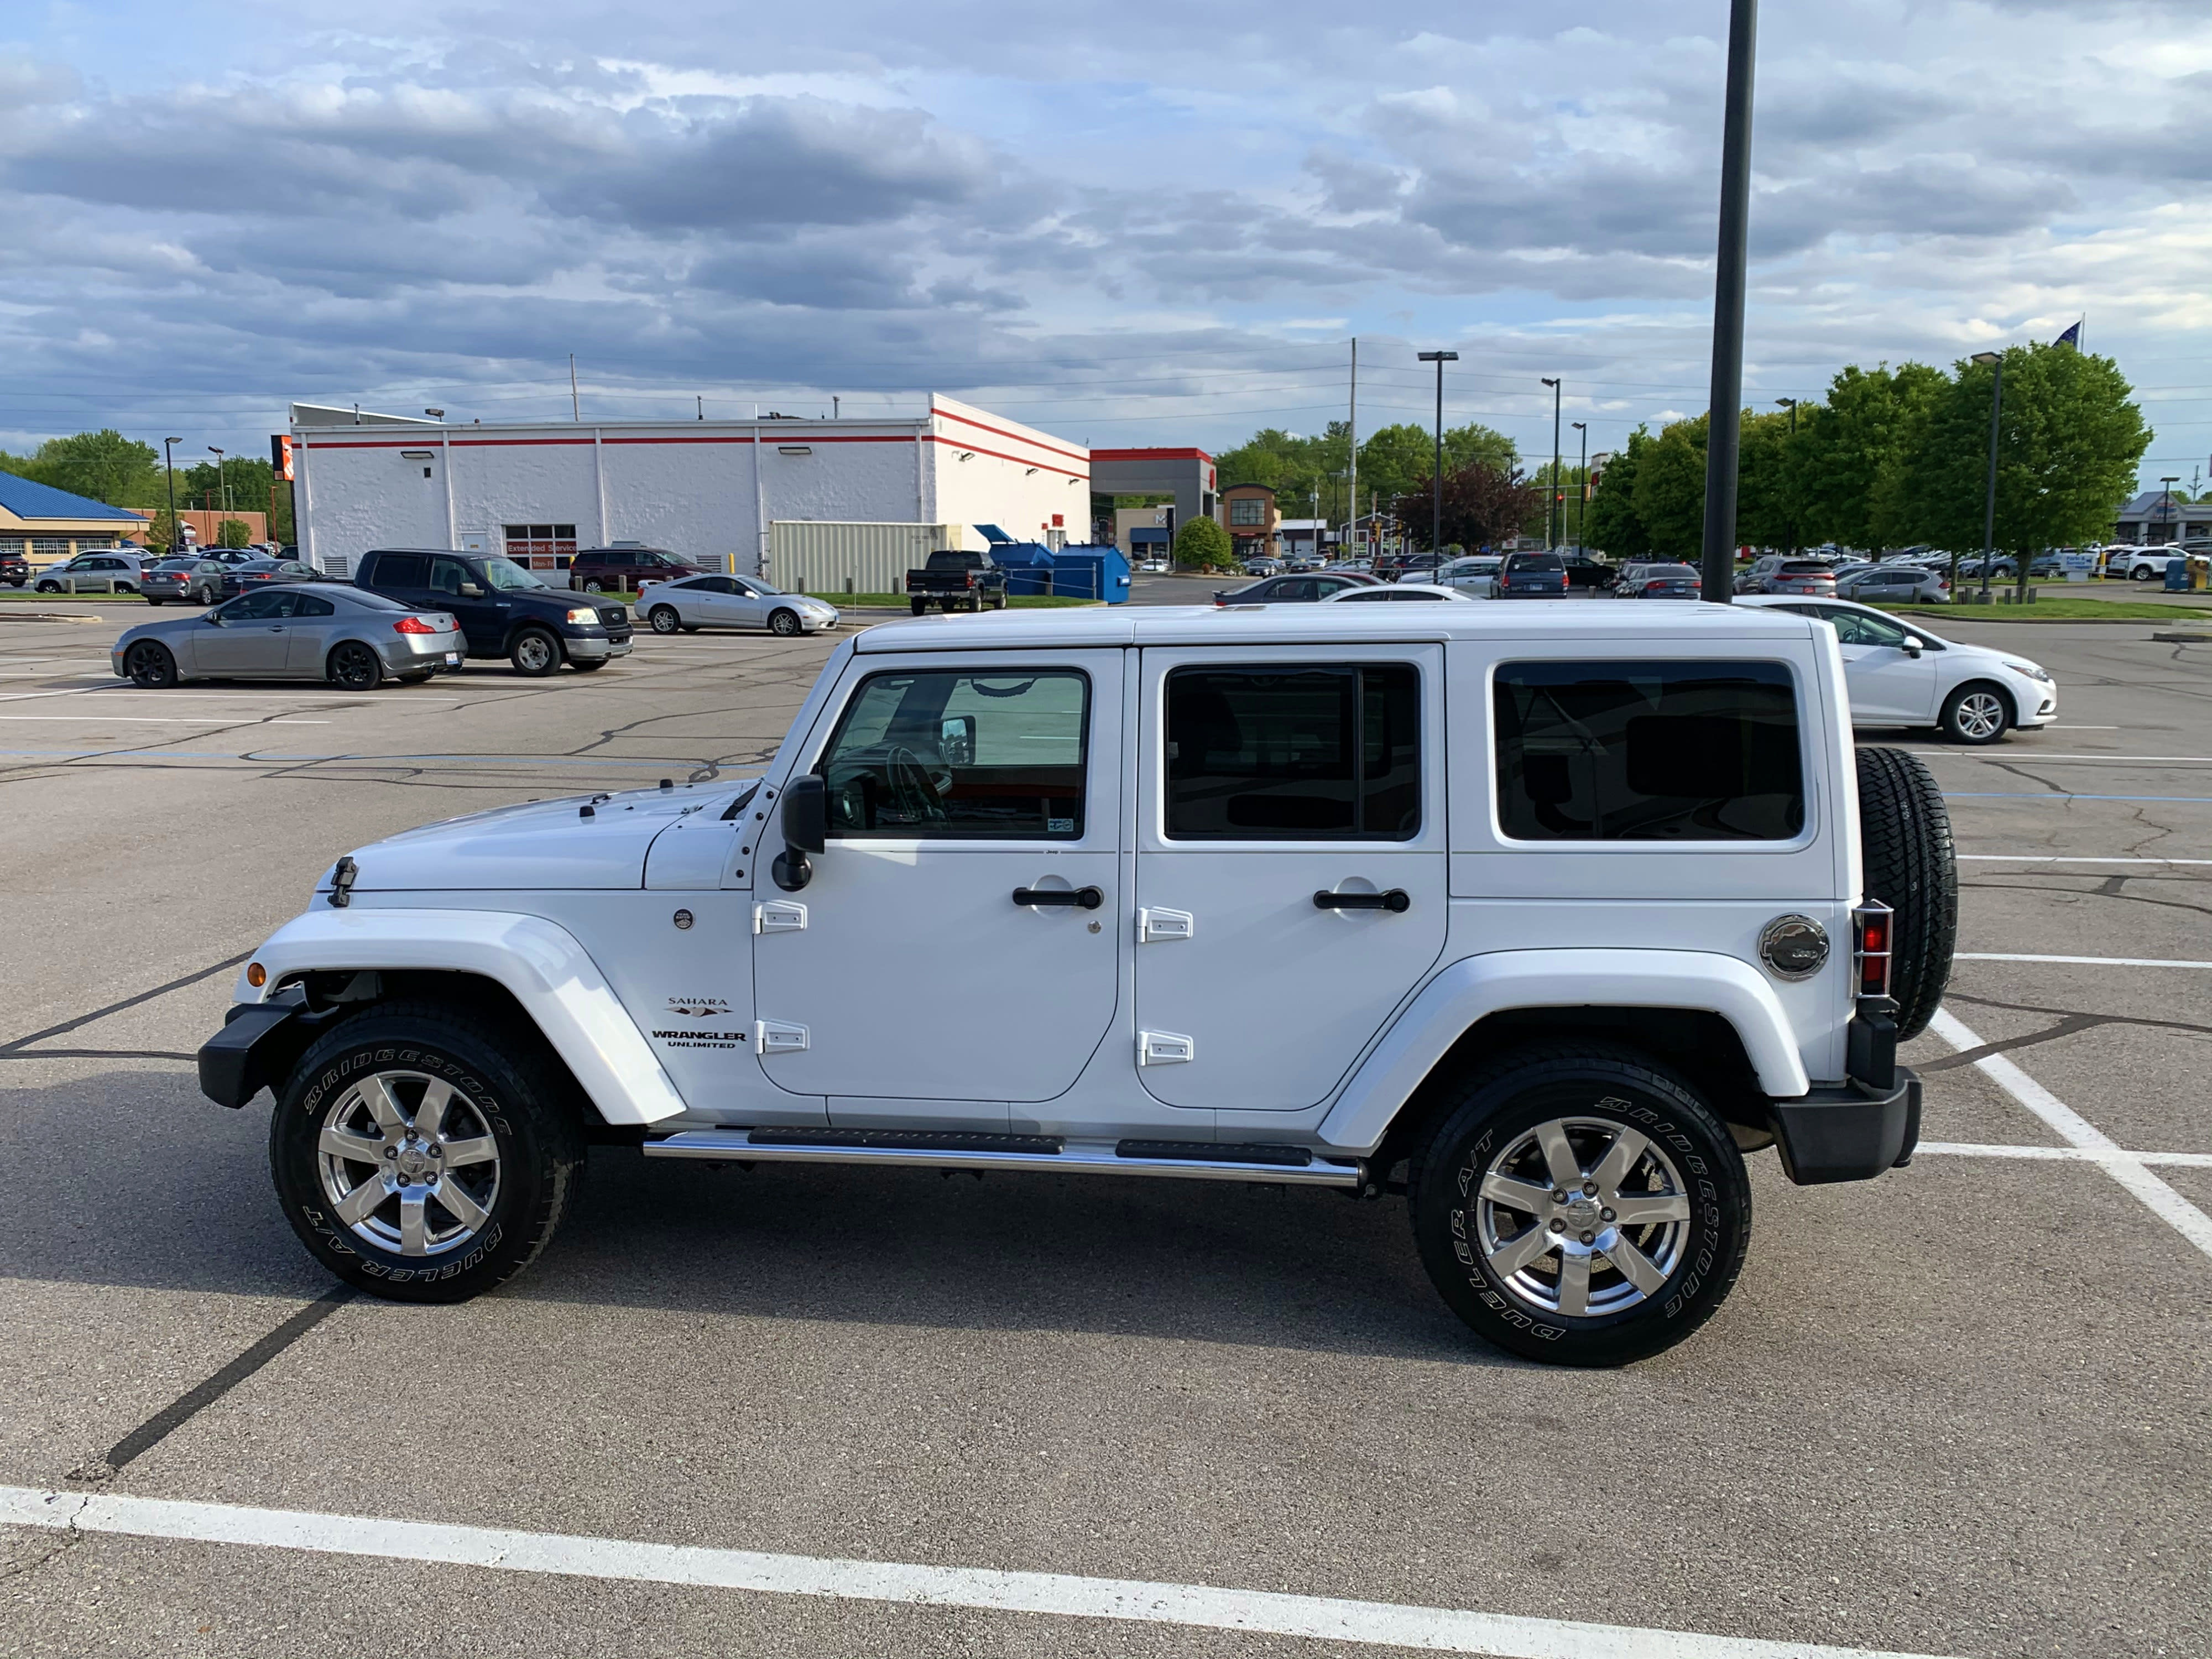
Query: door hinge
[
  {"left": 755, "top": 1020, "right": 810, "bottom": 1055},
  {"left": 753, "top": 900, "right": 808, "bottom": 935},
  {"left": 1139, "top": 1030, "right": 1195, "bottom": 1066},
  {"left": 1138, "top": 907, "right": 1194, "bottom": 943}
]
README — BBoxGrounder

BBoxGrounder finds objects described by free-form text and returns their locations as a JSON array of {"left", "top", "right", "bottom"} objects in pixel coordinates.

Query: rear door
[{"left": 1131, "top": 645, "right": 1448, "bottom": 1111}]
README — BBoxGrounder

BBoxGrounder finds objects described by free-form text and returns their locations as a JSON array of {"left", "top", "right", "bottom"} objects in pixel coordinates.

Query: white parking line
[
  {"left": 1957, "top": 855, "right": 2212, "bottom": 865},
  {"left": 1917, "top": 1141, "right": 2212, "bottom": 1168},
  {"left": 1928, "top": 1009, "right": 2212, "bottom": 1261},
  {"left": 0, "top": 714, "right": 330, "bottom": 724},
  {"left": 1910, "top": 752, "right": 2212, "bottom": 764},
  {"left": 1956, "top": 952, "right": 2212, "bottom": 968},
  {"left": 0, "top": 1486, "right": 1956, "bottom": 1659}
]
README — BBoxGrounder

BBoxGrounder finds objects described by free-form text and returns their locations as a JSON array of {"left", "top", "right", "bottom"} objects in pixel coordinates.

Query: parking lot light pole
[
  {"left": 1417, "top": 351, "right": 1457, "bottom": 555},
  {"left": 1541, "top": 378, "right": 1562, "bottom": 549},
  {"left": 1972, "top": 351, "right": 2003, "bottom": 601},
  {"left": 1571, "top": 421, "right": 1587, "bottom": 550},
  {"left": 162, "top": 439, "right": 180, "bottom": 551},
  {"left": 1700, "top": 0, "right": 1757, "bottom": 605},
  {"left": 1775, "top": 398, "right": 1798, "bottom": 555},
  {"left": 207, "top": 447, "right": 226, "bottom": 519}
]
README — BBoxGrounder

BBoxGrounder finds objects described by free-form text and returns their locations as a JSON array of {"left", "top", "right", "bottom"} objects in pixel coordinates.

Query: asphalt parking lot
[{"left": 2, "top": 598, "right": 2208, "bottom": 1659}]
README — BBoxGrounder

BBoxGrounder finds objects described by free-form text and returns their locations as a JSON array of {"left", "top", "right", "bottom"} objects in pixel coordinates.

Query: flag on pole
[{"left": 2056, "top": 320, "right": 2082, "bottom": 348}]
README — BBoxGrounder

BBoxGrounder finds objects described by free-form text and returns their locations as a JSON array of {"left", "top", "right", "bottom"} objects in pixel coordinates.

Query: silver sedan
[
  {"left": 637, "top": 575, "right": 841, "bottom": 637},
  {"left": 111, "top": 583, "right": 463, "bottom": 689}
]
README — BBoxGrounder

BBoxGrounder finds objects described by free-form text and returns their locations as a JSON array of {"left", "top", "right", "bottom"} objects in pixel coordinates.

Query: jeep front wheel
[
  {"left": 1407, "top": 1046, "right": 1750, "bottom": 1366},
  {"left": 269, "top": 1003, "right": 585, "bottom": 1301}
]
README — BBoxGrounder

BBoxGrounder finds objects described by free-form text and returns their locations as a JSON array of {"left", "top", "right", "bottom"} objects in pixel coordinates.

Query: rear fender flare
[
  {"left": 233, "top": 907, "right": 686, "bottom": 1125},
  {"left": 1316, "top": 949, "right": 1813, "bottom": 1155}
]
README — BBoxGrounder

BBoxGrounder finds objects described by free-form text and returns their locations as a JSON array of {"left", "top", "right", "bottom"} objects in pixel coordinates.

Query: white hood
[{"left": 317, "top": 780, "right": 754, "bottom": 892}]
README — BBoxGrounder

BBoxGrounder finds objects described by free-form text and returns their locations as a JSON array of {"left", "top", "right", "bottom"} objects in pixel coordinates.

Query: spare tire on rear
[{"left": 1856, "top": 747, "right": 1957, "bottom": 1039}]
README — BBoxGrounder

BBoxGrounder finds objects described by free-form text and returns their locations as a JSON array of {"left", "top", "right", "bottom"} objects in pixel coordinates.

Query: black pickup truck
[{"left": 905, "top": 550, "right": 1009, "bottom": 615}]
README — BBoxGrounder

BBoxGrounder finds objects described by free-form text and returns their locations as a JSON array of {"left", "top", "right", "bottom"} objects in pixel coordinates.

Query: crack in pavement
[{"left": 0, "top": 953, "right": 251, "bottom": 1054}]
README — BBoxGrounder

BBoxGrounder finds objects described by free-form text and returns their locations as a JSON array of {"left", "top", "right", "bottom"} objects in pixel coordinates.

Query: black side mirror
[{"left": 772, "top": 774, "right": 827, "bottom": 891}]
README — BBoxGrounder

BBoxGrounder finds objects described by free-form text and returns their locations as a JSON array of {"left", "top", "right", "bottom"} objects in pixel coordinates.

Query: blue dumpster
[
  {"left": 1050, "top": 544, "right": 1133, "bottom": 604},
  {"left": 989, "top": 540, "right": 1058, "bottom": 596},
  {"left": 2167, "top": 557, "right": 2189, "bottom": 592}
]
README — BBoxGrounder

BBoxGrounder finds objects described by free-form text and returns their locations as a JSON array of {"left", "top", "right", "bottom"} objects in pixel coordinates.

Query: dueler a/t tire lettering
[
  {"left": 268, "top": 1002, "right": 585, "bottom": 1303},
  {"left": 1407, "top": 1046, "right": 1752, "bottom": 1368}
]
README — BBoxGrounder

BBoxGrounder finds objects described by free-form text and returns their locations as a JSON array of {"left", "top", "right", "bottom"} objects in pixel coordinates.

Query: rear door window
[
  {"left": 1165, "top": 664, "right": 1420, "bottom": 839},
  {"left": 1494, "top": 660, "right": 1804, "bottom": 841}
]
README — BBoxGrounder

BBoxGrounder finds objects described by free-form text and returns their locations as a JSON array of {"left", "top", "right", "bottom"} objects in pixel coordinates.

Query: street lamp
[
  {"left": 425, "top": 408, "right": 445, "bottom": 420},
  {"left": 1570, "top": 421, "right": 1588, "bottom": 551},
  {"left": 1417, "top": 351, "right": 1458, "bottom": 557},
  {"left": 2159, "top": 476, "right": 2181, "bottom": 546},
  {"left": 1540, "top": 378, "right": 1562, "bottom": 549},
  {"left": 1775, "top": 398, "right": 1799, "bottom": 555},
  {"left": 1971, "top": 351, "right": 2004, "bottom": 601},
  {"left": 207, "top": 447, "right": 227, "bottom": 518},
  {"left": 162, "top": 438, "right": 181, "bottom": 550}
]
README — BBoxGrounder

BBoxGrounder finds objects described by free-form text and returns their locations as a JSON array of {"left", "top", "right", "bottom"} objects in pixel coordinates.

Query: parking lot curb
[
  {"left": 2151, "top": 631, "right": 2211, "bottom": 643},
  {"left": 0, "top": 610, "right": 105, "bottom": 624}
]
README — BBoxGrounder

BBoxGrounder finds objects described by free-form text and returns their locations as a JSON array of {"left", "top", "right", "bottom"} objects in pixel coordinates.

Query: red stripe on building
[
  {"left": 925, "top": 434, "right": 1088, "bottom": 481},
  {"left": 931, "top": 408, "right": 1089, "bottom": 465}
]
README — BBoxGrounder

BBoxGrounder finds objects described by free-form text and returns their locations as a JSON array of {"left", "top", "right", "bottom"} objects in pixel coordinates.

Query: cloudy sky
[{"left": 4, "top": 0, "right": 2209, "bottom": 488}]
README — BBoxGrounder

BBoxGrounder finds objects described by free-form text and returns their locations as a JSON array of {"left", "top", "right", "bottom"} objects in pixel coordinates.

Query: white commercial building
[{"left": 289, "top": 395, "right": 1091, "bottom": 582}]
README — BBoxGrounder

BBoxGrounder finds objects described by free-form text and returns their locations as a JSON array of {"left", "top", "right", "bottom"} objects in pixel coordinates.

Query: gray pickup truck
[{"left": 905, "top": 549, "right": 1009, "bottom": 615}]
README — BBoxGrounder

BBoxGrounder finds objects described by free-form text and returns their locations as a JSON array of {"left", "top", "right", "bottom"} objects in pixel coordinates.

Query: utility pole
[
  {"left": 1347, "top": 338, "right": 1358, "bottom": 561},
  {"left": 1418, "top": 352, "right": 1457, "bottom": 556},
  {"left": 1700, "top": 0, "right": 1759, "bottom": 605},
  {"left": 1571, "top": 421, "right": 1588, "bottom": 550},
  {"left": 1540, "top": 378, "right": 1561, "bottom": 549}
]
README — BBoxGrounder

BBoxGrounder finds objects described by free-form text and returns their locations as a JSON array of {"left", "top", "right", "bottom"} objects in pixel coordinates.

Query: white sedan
[
  {"left": 1321, "top": 582, "right": 1480, "bottom": 604},
  {"left": 1738, "top": 594, "right": 2056, "bottom": 744},
  {"left": 638, "top": 575, "right": 840, "bottom": 637}
]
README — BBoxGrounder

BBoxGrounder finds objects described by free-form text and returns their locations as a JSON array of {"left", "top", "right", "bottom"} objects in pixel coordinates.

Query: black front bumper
[
  {"left": 197, "top": 994, "right": 326, "bottom": 1109},
  {"left": 1770, "top": 1068, "right": 1922, "bottom": 1185}
]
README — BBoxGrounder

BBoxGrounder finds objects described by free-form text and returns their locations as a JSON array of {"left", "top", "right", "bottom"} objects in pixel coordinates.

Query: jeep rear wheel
[
  {"left": 1855, "top": 746, "right": 1957, "bottom": 1039},
  {"left": 1408, "top": 1046, "right": 1750, "bottom": 1366},
  {"left": 269, "top": 1002, "right": 584, "bottom": 1301}
]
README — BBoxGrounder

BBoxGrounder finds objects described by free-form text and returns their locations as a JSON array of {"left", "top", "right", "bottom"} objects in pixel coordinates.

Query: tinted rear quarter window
[{"left": 1495, "top": 660, "right": 1803, "bottom": 841}]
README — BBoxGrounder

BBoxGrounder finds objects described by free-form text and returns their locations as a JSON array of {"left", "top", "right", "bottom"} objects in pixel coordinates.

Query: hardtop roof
[{"left": 854, "top": 602, "right": 1824, "bottom": 653}]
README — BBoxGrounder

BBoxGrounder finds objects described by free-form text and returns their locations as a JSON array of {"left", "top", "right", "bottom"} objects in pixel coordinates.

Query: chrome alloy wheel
[
  {"left": 1474, "top": 1116, "right": 1691, "bottom": 1318},
  {"left": 316, "top": 1071, "right": 501, "bottom": 1257},
  {"left": 1951, "top": 690, "right": 2006, "bottom": 741}
]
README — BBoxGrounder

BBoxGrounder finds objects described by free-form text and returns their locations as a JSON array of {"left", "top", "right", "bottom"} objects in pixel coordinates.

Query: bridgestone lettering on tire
[
  {"left": 1855, "top": 746, "right": 1957, "bottom": 1040},
  {"left": 1408, "top": 1046, "right": 1751, "bottom": 1366},
  {"left": 269, "top": 1002, "right": 585, "bottom": 1302}
]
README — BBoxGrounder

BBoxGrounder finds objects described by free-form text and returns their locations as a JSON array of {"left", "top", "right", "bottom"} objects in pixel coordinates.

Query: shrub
[{"left": 1172, "top": 515, "right": 1234, "bottom": 570}]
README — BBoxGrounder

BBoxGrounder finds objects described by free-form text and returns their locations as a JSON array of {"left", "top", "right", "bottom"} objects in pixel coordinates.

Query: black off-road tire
[
  {"left": 1407, "top": 1045, "right": 1751, "bottom": 1367},
  {"left": 910, "top": 598, "right": 928, "bottom": 616},
  {"left": 124, "top": 640, "right": 178, "bottom": 688},
  {"left": 509, "top": 627, "right": 562, "bottom": 677},
  {"left": 1856, "top": 746, "right": 1957, "bottom": 1039},
  {"left": 269, "top": 1002, "right": 586, "bottom": 1302}
]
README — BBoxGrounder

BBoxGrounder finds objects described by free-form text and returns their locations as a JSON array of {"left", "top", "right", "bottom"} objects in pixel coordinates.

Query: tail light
[
  {"left": 393, "top": 615, "right": 439, "bottom": 634},
  {"left": 1853, "top": 900, "right": 1893, "bottom": 998}
]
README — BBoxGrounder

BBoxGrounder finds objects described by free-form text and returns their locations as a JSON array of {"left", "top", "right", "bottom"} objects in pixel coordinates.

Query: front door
[
  {"left": 1796, "top": 604, "right": 1938, "bottom": 724},
  {"left": 197, "top": 589, "right": 296, "bottom": 674},
  {"left": 284, "top": 593, "right": 343, "bottom": 671},
  {"left": 426, "top": 554, "right": 507, "bottom": 651},
  {"left": 1132, "top": 646, "right": 1449, "bottom": 1112},
  {"left": 753, "top": 651, "right": 1124, "bottom": 1125}
]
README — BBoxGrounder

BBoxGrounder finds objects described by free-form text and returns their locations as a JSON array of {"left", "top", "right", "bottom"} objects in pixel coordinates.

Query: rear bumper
[{"left": 1770, "top": 1068, "right": 1922, "bottom": 1185}]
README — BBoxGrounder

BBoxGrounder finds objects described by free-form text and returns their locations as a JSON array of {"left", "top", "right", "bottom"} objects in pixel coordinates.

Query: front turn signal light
[{"left": 246, "top": 962, "right": 267, "bottom": 988}]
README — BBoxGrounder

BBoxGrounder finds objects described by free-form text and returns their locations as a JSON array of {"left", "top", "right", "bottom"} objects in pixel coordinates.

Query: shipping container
[{"left": 765, "top": 521, "right": 982, "bottom": 597}]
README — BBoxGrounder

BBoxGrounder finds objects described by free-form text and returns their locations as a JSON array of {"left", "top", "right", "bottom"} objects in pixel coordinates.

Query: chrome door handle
[
  {"left": 1014, "top": 886, "right": 1104, "bottom": 909},
  {"left": 1313, "top": 889, "right": 1410, "bottom": 912}
]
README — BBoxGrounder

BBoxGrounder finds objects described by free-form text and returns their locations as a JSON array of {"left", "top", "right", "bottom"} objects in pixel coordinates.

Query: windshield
[
  {"left": 481, "top": 556, "right": 547, "bottom": 591},
  {"left": 747, "top": 577, "right": 786, "bottom": 595},
  {"left": 1507, "top": 554, "right": 1563, "bottom": 572}
]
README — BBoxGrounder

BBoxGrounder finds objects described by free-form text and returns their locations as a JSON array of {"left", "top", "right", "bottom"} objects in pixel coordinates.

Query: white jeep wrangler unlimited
[{"left": 202, "top": 603, "right": 1954, "bottom": 1365}]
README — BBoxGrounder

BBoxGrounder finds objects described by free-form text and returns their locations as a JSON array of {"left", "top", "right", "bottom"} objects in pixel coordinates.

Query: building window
[
  {"left": 1228, "top": 498, "right": 1265, "bottom": 526},
  {"left": 0, "top": 538, "right": 23, "bottom": 555},
  {"left": 503, "top": 523, "right": 577, "bottom": 569},
  {"left": 32, "top": 538, "right": 69, "bottom": 559}
]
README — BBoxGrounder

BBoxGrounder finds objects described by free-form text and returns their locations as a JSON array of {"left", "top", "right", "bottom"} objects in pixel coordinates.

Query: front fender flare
[
  {"left": 1316, "top": 949, "right": 1812, "bottom": 1155},
  {"left": 234, "top": 907, "right": 686, "bottom": 1125}
]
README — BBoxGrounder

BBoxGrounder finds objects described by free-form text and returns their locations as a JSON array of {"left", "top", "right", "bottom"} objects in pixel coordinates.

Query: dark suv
[
  {"left": 0, "top": 549, "right": 29, "bottom": 588},
  {"left": 568, "top": 546, "right": 706, "bottom": 594},
  {"left": 353, "top": 548, "right": 632, "bottom": 676}
]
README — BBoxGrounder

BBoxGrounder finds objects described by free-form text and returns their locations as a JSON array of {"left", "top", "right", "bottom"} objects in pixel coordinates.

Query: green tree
[
  {"left": 216, "top": 518, "right": 255, "bottom": 549},
  {"left": 143, "top": 509, "right": 184, "bottom": 553},
  {"left": 1734, "top": 409, "right": 1803, "bottom": 551},
  {"left": 1172, "top": 514, "right": 1234, "bottom": 570},
  {"left": 2, "top": 430, "right": 164, "bottom": 507},
  {"left": 1391, "top": 461, "right": 1540, "bottom": 552},
  {"left": 1583, "top": 429, "right": 1652, "bottom": 557},
  {"left": 1632, "top": 415, "right": 1710, "bottom": 560},
  {"left": 1892, "top": 342, "right": 2150, "bottom": 596},
  {"left": 1787, "top": 363, "right": 1945, "bottom": 550}
]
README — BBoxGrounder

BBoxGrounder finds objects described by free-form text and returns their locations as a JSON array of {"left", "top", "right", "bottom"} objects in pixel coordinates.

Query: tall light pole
[
  {"left": 1775, "top": 398, "right": 1798, "bottom": 555},
  {"left": 207, "top": 447, "right": 227, "bottom": 520},
  {"left": 1540, "top": 377, "right": 1562, "bottom": 549},
  {"left": 1699, "top": 0, "right": 1759, "bottom": 605},
  {"left": 2159, "top": 476, "right": 2180, "bottom": 544},
  {"left": 1418, "top": 351, "right": 1458, "bottom": 556},
  {"left": 1971, "top": 350, "right": 2004, "bottom": 601},
  {"left": 163, "top": 438, "right": 181, "bottom": 550},
  {"left": 1571, "top": 421, "right": 1588, "bottom": 551}
]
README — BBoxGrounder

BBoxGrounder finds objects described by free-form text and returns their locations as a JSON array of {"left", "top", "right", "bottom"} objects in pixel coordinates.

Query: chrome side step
[{"left": 641, "top": 1128, "right": 1363, "bottom": 1187}]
